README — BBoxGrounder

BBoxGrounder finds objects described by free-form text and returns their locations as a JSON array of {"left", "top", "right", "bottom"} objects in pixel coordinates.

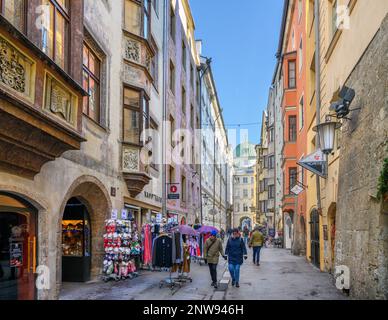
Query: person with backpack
[
  {"left": 204, "top": 230, "right": 226, "bottom": 289},
  {"left": 225, "top": 228, "right": 248, "bottom": 288}
]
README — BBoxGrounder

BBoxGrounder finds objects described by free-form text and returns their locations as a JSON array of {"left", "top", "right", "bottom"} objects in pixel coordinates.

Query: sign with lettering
[
  {"left": 144, "top": 191, "right": 162, "bottom": 203},
  {"left": 167, "top": 184, "right": 180, "bottom": 200},
  {"left": 10, "top": 242, "right": 23, "bottom": 267}
]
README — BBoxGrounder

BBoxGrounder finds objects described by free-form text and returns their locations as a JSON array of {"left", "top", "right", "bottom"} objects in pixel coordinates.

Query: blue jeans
[
  {"left": 253, "top": 246, "right": 262, "bottom": 264},
  {"left": 228, "top": 263, "right": 241, "bottom": 283},
  {"left": 243, "top": 236, "right": 249, "bottom": 247}
]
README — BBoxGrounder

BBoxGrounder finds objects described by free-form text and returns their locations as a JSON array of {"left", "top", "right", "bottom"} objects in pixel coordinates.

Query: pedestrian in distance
[
  {"left": 225, "top": 228, "right": 248, "bottom": 288},
  {"left": 249, "top": 225, "right": 264, "bottom": 266},
  {"left": 242, "top": 226, "right": 250, "bottom": 246},
  {"left": 204, "top": 230, "right": 226, "bottom": 289}
]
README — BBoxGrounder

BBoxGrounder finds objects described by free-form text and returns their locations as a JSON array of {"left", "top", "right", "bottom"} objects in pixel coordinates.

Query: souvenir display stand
[{"left": 102, "top": 218, "right": 141, "bottom": 282}]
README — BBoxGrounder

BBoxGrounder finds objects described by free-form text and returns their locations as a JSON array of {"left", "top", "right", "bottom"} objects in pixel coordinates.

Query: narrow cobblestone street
[{"left": 59, "top": 248, "right": 347, "bottom": 300}]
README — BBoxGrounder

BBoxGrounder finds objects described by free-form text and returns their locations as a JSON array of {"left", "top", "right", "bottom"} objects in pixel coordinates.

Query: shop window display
[{"left": 61, "top": 198, "right": 91, "bottom": 282}]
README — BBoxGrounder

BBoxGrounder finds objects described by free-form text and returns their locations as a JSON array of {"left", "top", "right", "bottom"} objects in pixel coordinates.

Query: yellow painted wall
[{"left": 311, "top": 0, "right": 388, "bottom": 272}]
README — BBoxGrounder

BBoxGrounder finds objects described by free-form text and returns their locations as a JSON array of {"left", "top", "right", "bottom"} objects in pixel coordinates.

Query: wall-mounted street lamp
[{"left": 313, "top": 121, "right": 342, "bottom": 155}]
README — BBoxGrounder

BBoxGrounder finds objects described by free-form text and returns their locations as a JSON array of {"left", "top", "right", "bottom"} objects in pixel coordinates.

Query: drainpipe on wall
[
  {"left": 162, "top": 0, "right": 169, "bottom": 219},
  {"left": 198, "top": 58, "right": 212, "bottom": 225},
  {"left": 314, "top": 0, "right": 323, "bottom": 215}
]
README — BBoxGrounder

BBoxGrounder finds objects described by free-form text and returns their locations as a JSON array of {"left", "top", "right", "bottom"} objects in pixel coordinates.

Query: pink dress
[{"left": 143, "top": 224, "right": 152, "bottom": 265}]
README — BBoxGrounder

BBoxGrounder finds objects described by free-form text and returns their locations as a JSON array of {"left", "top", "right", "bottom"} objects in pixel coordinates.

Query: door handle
[
  {"left": 28, "top": 236, "right": 31, "bottom": 272},
  {"left": 33, "top": 237, "right": 36, "bottom": 273}
]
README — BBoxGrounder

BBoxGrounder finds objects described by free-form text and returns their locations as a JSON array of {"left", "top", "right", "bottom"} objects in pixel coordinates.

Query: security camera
[{"left": 329, "top": 86, "right": 356, "bottom": 119}]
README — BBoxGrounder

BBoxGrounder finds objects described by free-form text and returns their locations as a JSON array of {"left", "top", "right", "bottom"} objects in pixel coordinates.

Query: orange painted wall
[{"left": 282, "top": 0, "right": 307, "bottom": 222}]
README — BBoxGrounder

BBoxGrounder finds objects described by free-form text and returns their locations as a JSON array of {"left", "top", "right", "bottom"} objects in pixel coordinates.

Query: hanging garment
[
  {"left": 152, "top": 235, "right": 173, "bottom": 268},
  {"left": 143, "top": 224, "right": 152, "bottom": 265},
  {"left": 182, "top": 244, "right": 191, "bottom": 273},
  {"left": 172, "top": 232, "right": 182, "bottom": 264}
]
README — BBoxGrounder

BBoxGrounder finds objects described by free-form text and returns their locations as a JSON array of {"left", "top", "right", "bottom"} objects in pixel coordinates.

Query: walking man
[
  {"left": 242, "top": 226, "right": 250, "bottom": 246},
  {"left": 249, "top": 225, "right": 264, "bottom": 266},
  {"left": 225, "top": 228, "right": 247, "bottom": 288},
  {"left": 204, "top": 230, "right": 226, "bottom": 289}
]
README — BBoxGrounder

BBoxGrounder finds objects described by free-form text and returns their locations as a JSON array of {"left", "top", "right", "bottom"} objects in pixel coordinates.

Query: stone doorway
[
  {"left": 62, "top": 197, "right": 92, "bottom": 282},
  {"left": 0, "top": 192, "right": 38, "bottom": 300},
  {"left": 57, "top": 176, "right": 111, "bottom": 293}
]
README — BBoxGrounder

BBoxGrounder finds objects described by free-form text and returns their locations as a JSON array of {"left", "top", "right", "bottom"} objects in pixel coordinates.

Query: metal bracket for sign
[
  {"left": 298, "top": 161, "right": 328, "bottom": 179},
  {"left": 297, "top": 181, "right": 308, "bottom": 189}
]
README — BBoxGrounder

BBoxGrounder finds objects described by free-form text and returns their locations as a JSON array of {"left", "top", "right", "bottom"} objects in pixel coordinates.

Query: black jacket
[
  {"left": 153, "top": 235, "right": 173, "bottom": 268},
  {"left": 225, "top": 236, "right": 247, "bottom": 265}
]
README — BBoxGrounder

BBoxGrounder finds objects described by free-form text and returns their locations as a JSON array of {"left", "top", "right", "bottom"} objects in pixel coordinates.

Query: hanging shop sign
[
  {"left": 291, "top": 184, "right": 304, "bottom": 195},
  {"left": 156, "top": 213, "right": 163, "bottom": 223},
  {"left": 167, "top": 212, "right": 178, "bottom": 224},
  {"left": 297, "top": 149, "right": 327, "bottom": 179},
  {"left": 167, "top": 183, "right": 180, "bottom": 200}
]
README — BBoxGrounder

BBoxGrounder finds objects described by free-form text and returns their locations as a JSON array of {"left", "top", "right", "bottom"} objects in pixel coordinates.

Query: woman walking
[{"left": 225, "top": 228, "right": 247, "bottom": 288}]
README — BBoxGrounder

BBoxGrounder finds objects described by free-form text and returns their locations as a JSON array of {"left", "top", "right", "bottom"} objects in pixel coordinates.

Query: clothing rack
[{"left": 155, "top": 230, "right": 193, "bottom": 294}]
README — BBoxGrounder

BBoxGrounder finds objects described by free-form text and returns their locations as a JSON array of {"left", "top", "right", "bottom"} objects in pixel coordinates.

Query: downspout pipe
[
  {"left": 198, "top": 57, "right": 212, "bottom": 225},
  {"left": 162, "top": 0, "right": 169, "bottom": 219},
  {"left": 314, "top": 0, "right": 323, "bottom": 214}
]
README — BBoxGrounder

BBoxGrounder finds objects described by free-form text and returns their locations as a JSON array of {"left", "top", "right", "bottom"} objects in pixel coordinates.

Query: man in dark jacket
[{"left": 225, "top": 228, "right": 247, "bottom": 288}]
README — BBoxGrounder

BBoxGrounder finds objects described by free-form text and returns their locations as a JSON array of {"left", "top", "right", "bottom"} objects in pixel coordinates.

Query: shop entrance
[
  {"left": 310, "top": 209, "right": 320, "bottom": 268},
  {"left": 62, "top": 198, "right": 91, "bottom": 282},
  {"left": 0, "top": 193, "right": 37, "bottom": 300}
]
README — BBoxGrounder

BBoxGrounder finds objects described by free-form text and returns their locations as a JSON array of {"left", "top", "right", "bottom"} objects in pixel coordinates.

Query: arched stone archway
[
  {"left": 0, "top": 191, "right": 48, "bottom": 300},
  {"left": 56, "top": 176, "right": 112, "bottom": 291},
  {"left": 240, "top": 216, "right": 252, "bottom": 230},
  {"left": 0, "top": 187, "right": 50, "bottom": 300}
]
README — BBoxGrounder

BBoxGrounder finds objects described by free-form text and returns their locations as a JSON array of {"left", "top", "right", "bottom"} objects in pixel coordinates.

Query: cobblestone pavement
[{"left": 59, "top": 248, "right": 348, "bottom": 300}]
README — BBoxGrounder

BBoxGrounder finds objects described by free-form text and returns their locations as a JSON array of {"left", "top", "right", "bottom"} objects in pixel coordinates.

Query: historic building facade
[
  {"left": 255, "top": 113, "right": 271, "bottom": 229},
  {"left": 304, "top": 0, "right": 388, "bottom": 285},
  {"left": 165, "top": 0, "right": 201, "bottom": 226},
  {"left": 233, "top": 142, "right": 256, "bottom": 229},
  {"left": 198, "top": 54, "right": 231, "bottom": 231},
  {"left": 0, "top": 0, "right": 165, "bottom": 300},
  {"left": 277, "top": 0, "right": 307, "bottom": 255},
  {"left": 320, "top": 1, "right": 387, "bottom": 299}
]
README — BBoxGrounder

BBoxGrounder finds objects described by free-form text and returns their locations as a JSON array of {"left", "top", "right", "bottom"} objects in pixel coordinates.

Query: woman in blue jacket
[{"left": 225, "top": 228, "right": 248, "bottom": 288}]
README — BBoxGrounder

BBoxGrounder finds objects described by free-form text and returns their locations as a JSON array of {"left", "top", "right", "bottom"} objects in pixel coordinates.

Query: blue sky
[{"left": 190, "top": 0, "right": 284, "bottom": 146}]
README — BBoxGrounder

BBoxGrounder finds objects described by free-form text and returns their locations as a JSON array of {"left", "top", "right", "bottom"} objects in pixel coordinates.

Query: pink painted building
[{"left": 166, "top": 0, "right": 201, "bottom": 225}]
